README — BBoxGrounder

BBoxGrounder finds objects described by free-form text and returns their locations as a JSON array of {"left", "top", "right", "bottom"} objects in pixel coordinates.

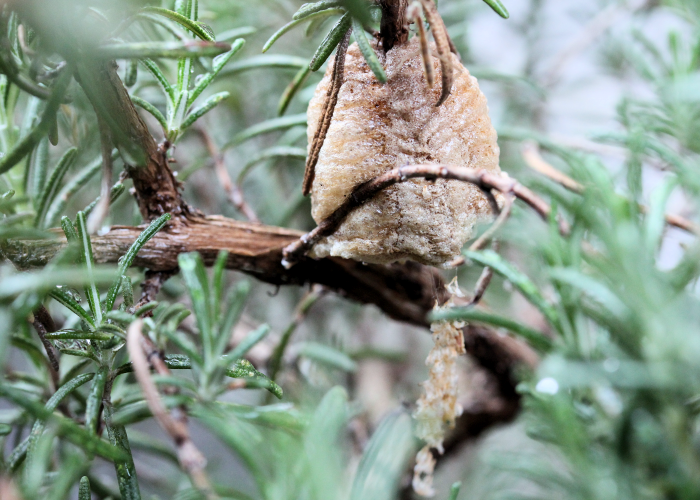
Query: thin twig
[
  {"left": 127, "top": 320, "right": 215, "bottom": 498},
  {"left": 408, "top": 2, "right": 434, "bottom": 87},
  {"left": 134, "top": 269, "right": 177, "bottom": 313},
  {"left": 196, "top": 127, "right": 259, "bottom": 223},
  {"left": 522, "top": 141, "right": 700, "bottom": 236},
  {"left": 469, "top": 240, "right": 500, "bottom": 306},
  {"left": 469, "top": 195, "right": 513, "bottom": 252},
  {"left": 470, "top": 265, "right": 494, "bottom": 306},
  {"left": 521, "top": 141, "right": 583, "bottom": 193},
  {"left": 268, "top": 285, "right": 327, "bottom": 382},
  {"left": 447, "top": 194, "right": 513, "bottom": 268},
  {"left": 302, "top": 29, "right": 351, "bottom": 196},
  {"left": 283, "top": 165, "right": 569, "bottom": 267},
  {"left": 420, "top": 0, "right": 453, "bottom": 106},
  {"left": 29, "top": 305, "right": 60, "bottom": 388}
]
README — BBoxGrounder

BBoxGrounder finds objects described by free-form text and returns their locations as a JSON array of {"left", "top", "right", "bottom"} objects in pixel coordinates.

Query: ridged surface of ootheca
[{"left": 307, "top": 37, "right": 501, "bottom": 266}]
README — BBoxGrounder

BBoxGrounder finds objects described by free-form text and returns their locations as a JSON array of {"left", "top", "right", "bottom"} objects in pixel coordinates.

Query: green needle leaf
[
  {"left": 85, "top": 367, "right": 108, "bottom": 434},
  {"left": 45, "top": 154, "right": 109, "bottom": 228},
  {"left": 178, "top": 252, "right": 214, "bottom": 358},
  {"left": 464, "top": 250, "right": 561, "bottom": 331},
  {"left": 131, "top": 95, "right": 167, "bottom": 131},
  {"left": 139, "top": 59, "right": 175, "bottom": 102},
  {"left": 218, "top": 281, "right": 251, "bottom": 356},
  {"left": 309, "top": 13, "right": 352, "bottom": 71},
  {"left": 482, "top": 0, "right": 509, "bottom": 18},
  {"left": 349, "top": 409, "right": 415, "bottom": 500},
  {"left": 278, "top": 65, "right": 311, "bottom": 116},
  {"left": 221, "top": 55, "right": 308, "bottom": 77},
  {"left": 34, "top": 147, "right": 78, "bottom": 228},
  {"left": 0, "top": 68, "right": 73, "bottom": 176},
  {"left": 448, "top": 482, "right": 462, "bottom": 500},
  {"left": 103, "top": 402, "right": 142, "bottom": 500},
  {"left": 0, "top": 384, "right": 128, "bottom": 462},
  {"left": 44, "top": 331, "right": 113, "bottom": 341},
  {"left": 6, "top": 373, "right": 95, "bottom": 471},
  {"left": 104, "top": 213, "right": 171, "bottom": 312},
  {"left": 263, "top": 8, "right": 345, "bottom": 53},
  {"left": 96, "top": 41, "right": 231, "bottom": 59},
  {"left": 188, "top": 38, "right": 245, "bottom": 106},
  {"left": 430, "top": 308, "right": 553, "bottom": 352},
  {"left": 124, "top": 59, "right": 138, "bottom": 87},
  {"left": 141, "top": 6, "right": 216, "bottom": 41},
  {"left": 351, "top": 17, "right": 386, "bottom": 83},
  {"left": 79, "top": 477, "right": 91, "bottom": 500},
  {"left": 50, "top": 288, "right": 96, "bottom": 330},
  {"left": 293, "top": 1, "right": 344, "bottom": 20},
  {"left": 75, "top": 211, "right": 103, "bottom": 325},
  {"left": 226, "top": 324, "right": 270, "bottom": 361},
  {"left": 227, "top": 113, "right": 308, "bottom": 148},
  {"left": 180, "top": 91, "right": 230, "bottom": 131}
]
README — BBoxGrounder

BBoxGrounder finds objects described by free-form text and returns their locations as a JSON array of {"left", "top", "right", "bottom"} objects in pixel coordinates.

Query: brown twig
[
  {"left": 302, "top": 29, "right": 351, "bottom": 196},
  {"left": 135, "top": 269, "right": 178, "bottom": 313},
  {"left": 283, "top": 165, "right": 569, "bottom": 267},
  {"left": 521, "top": 141, "right": 583, "bottom": 193},
  {"left": 522, "top": 141, "right": 700, "bottom": 236},
  {"left": 74, "top": 60, "right": 190, "bottom": 223},
  {"left": 4, "top": 216, "right": 448, "bottom": 327},
  {"left": 268, "top": 285, "right": 327, "bottom": 383},
  {"left": 470, "top": 196, "right": 512, "bottom": 252},
  {"left": 29, "top": 305, "right": 59, "bottom": 388},
  {"left": 196, "top": 127, "right": 259, "bottom": 223},
  {"left": 419, "top": 0, "right": 454, "bottom": 106},
  {"left": 127, "top": 320, "right": 215, "bottom": 498},
  {"left": 470, "top": 265, "right": 494, "bottom": 306},
  {"left": 408, "top": 2, "right": 434, "bottom": 87}
]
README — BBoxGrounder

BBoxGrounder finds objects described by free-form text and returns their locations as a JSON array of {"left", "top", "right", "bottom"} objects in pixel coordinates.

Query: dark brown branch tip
[{"left": 302, "top": 29, "right": 351, "bottom": 197}]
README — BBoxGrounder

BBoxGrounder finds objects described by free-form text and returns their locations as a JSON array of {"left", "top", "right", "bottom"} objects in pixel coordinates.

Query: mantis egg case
[{"left": 307, "top": 37, "right": 501, "bottom": 266}]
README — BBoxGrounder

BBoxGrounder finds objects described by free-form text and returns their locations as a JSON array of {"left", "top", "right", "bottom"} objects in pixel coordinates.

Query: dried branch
[
  {"left": 303, "top": 29, "right": 351, "bottom": 196},
  {"left": 136, "top": 269, "right": 178, "bottom": 311},
  {"left": 268, "top": 285, "right": 327, "bottom": 382},
  {"left": 522, "top": 141, "right": 700, "bottom": 236},
  {"left": 420, "top": 0, "right": 454, "bottom": 106},
  {"left": 3, "top": 216, "right": 448, "bottom": 327},
  {"left": 127, "top": 320, "right": 214, "bottom": 498},
  {"left": 29, "top": 305, "right": 60, "bottom": 387},
  {"left": 407, "top": 2, "right": 434, "bottom": 86},
  {"left": 521, "top": 141, "right": 583, "bottom": 193},
  {"left": 284, "top": 165, "right": 569, "bottom": 267},
  {"left": 196, "top": 127, "right": 259, "bottom": 223},
  {"left": 75, "top": 60, "right": 190, "bottom": 223}
]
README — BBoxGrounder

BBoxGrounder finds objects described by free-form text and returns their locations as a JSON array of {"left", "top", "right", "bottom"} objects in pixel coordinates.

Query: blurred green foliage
[{"left": 1, "top": 0, "right": 700, "bottom": 499}]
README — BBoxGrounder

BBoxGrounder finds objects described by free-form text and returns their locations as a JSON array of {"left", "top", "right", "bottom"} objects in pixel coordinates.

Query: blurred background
[{"left": 3, "top": 0, "right": 700, "bottom": 498}]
